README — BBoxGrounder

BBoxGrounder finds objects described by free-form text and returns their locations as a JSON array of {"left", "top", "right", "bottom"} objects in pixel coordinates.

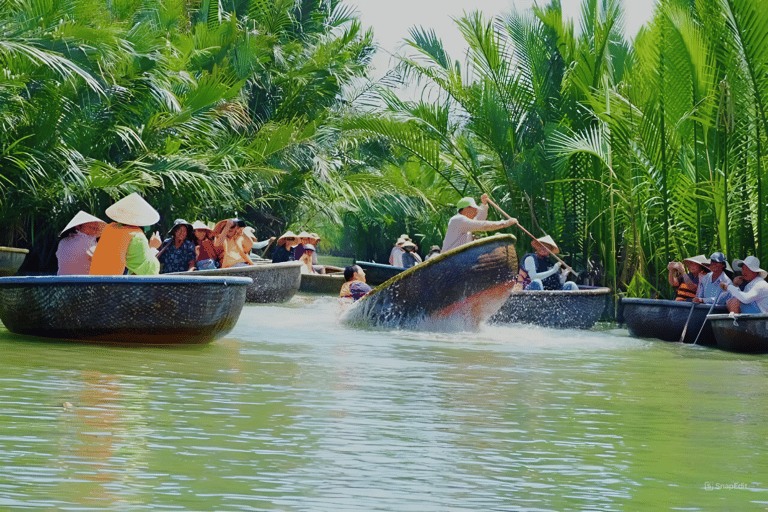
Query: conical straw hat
[
  {"left": 192, "top": 220, "right": 213, "bottom": 232},
  {"left": 531, "top": 235, "right": 560, "bottom": 254},
  {"left": 105, "top": 193, "right": 160, "bottom": 227},
  {"left": 59, "top": 211, "right": 107, "bottom": 237}
]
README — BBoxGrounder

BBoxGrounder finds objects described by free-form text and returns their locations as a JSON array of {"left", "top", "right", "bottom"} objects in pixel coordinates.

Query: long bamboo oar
[
  {"left": 679, "top": 301, "right": 697, "bottom": 342},
  {"left": 261, "top": 237, "right": 276, "bottom": 258},
  {"left": 487, "top": 199, "right": 578, "bottom": 277},
  {"left": 693, "top": 291, "right": 722, "bottom": 345}
]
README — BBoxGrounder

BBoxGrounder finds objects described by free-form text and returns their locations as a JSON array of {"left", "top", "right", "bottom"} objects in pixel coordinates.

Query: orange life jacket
[
  {"left": 675, "top": 277, "right": 698, "bottom": 301},
  {"left": 89, "top": 223, "right": 142, "bottom": 275}
]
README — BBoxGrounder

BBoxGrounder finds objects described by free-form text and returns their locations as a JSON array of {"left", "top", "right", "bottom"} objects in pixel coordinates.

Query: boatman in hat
[
  {"left": 56, "top": 211, "right": 107, "bottom": 275},
  {"left": 693, "top": 252, "right": 732, "bottom": 305},
  {"left": 519, "top": 236, "right": 578, "bottom": 291},
  {"left": 90, "top": 193, "right": 163, "bottom": 275},
  {"left": 720, "top": 256, "right": 768, "bottom": 314},
  {"left": 441, "top": 194, "right": 516, "bottom": 253}
]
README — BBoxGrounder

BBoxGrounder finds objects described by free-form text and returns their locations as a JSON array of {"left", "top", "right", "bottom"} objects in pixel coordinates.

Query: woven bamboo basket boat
[
  {"left": 299, "top": 266, "right": 345, "bottom": 294},
  {"left": 0, "top": 246, "right": 29, "bottom": 276},
  {"left": 176, "top": 261, "right": 301, "bottom": 303},
  {"left": 344, "top": 234, "right": 517, "bottom": 331},
  {"left": 621, "top": 298, "right": 726, "bottom": 345},
  {"left": 707, "top": 313, "right": 768, "bottom": 353},
  {"left": 354, "top": 261, "right": 406, "bottom": 286},
  {"left": 490, "top": 286, "right": 611, "bottom": 329},
  {"left": 0, "top": 275, "right": 251, "bottom": 345}
]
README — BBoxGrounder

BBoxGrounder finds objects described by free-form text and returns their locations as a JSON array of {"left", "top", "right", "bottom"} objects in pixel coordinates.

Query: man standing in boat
[
  {"left": 441, "top": 194, "right": 516, "bottom": 253},
  {"left": 519, "top": 236, "right": 578, "bottom": 291}
]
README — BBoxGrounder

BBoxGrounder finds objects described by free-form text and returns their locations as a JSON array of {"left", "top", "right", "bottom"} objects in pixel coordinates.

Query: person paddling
[
  {"left": 693, "top": 252, "right": 732, "bottom": 305},
  {"left": 89, "top": 193, "right": 162, "bottom": 275},
  {"left": 441, "top": 194, "right": 516, "bottom": 253},
  {"left": 519, "top": 236, "right": 578, "bottom": 291}
]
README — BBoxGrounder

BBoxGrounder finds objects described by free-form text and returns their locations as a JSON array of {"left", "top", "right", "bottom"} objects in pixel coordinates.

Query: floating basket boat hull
[
  {"left": 177, "top": 262, "right": 301, "bottom": 303},
  {"left": 490, "top": 286, "right": 611, "bottom": 329},
  {"left": 708, "top": 313, "right": 768, "bottom": 353},
  {"left": 621, "top": 298, "right": 725, "bottom": 345}
]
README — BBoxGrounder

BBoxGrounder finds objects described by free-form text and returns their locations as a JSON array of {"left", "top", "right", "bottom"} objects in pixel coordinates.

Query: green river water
[{"left": 1, "top": 293, "right": 766, "bottom": 511}]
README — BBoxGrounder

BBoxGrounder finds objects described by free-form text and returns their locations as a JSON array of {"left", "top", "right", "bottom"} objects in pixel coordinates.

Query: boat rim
[{"left": 0, "top": 275, "right": 254, "bottom": 285}]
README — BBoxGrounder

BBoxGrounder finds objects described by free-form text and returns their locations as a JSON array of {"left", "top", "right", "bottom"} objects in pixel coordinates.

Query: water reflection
[{"left": 1, "top": 295, "right": 767, "bottom": 510}]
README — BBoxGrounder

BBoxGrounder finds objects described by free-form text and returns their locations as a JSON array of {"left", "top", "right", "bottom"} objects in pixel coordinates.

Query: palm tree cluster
[
  {"left": 0, "top": 0, "right": 376, "bottom": 271},
  {"left": 347, "top": 0, "right": 768, "bottom": 299}
]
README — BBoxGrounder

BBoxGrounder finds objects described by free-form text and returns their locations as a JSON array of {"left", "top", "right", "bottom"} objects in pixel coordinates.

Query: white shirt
[
  {"left": 696, "top": 271, "right": 732, "bottom": 304},
  {"left": 389, "top": 246, "right": 404, "bottom": 267},
  {"left": 522, "top": 254, "right": 567, "bottom": 284},
  {"left": 441, "top": 204, "right": 510, "bottom": 253},
  {"left": 727, "top": 276, "right": 768, "bottom": 313}
]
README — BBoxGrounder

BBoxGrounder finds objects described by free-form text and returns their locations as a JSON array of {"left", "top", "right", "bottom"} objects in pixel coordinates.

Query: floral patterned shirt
[{"left": 158, "top": 239, "right": 196, "bottom": 273}]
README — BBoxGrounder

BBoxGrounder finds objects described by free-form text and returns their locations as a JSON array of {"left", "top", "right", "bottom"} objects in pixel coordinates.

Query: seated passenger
[
  {"left": 425, "top": 245, "right": 441, "bottom": 261},
  {"left": 192, "top": 221, "right": 219, "bottom": 270},
  {"left": 520, "top": 236, "right": 578, "bottom": 291},
  {"left": 272, "top": 231, "right": 300, "bottom": 263},
  {"left": 214, "top": 218, "right": 255, "bottom": 268},
  {"left": 668, "top": 255, "right": 709, "bottom": 301},
  {"left": 389, "top": 237, "right": 407, "bottom": 267},
  {"left": 401, "top": 241, "right": 422, "bottom": 268},
  {"left": 693, "top": 252, "right": 732, "bottom": 305},
  {"left": 721, "top": 256, "right": 768, "bottom": 314},
  {"left": 56, "top": 211, "right": 107, "bottom": 275},
  {"left": 340, "top": 265, "right": 372, "bottom": 302},
  {"left": 293, "top": 231, "right": 312, "bottom": 262},
  {"left": 157, "top": 219, "right": 196, "bottom": 273},
  {"left": 90, "top": 193, "right": 162, "bottom": 276},
  {"left": 299, "top": 244, "right": 316, "bottom": 274}
]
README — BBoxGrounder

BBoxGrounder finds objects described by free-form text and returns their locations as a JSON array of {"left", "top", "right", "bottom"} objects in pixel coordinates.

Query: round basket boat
[
  {"left": 174, "top": 262, "right": 301, "bottom": 303},
  {"left": 490, "top": 286, "right": 611, "bottom": 329},
  {"left": 707, "top": 313, "right": 768, "bottom": 353},
  {"left": 621, "top": 298, "right": 726, "bottom": 345},
  {"left": 0, "top": 246, "right": 29, "bottom": 276},
  {"left": 0, "top": 275, "right": 251, "bottom": 345}
]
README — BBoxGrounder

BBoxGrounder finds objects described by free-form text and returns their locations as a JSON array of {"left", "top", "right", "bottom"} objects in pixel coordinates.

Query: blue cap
[{"left": 709, "top": 252, "right": 726, "bottom": 264}]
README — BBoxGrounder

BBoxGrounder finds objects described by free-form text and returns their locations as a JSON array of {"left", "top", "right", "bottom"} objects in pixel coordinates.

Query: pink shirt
[{"left": 56, "top": 231, "right": 98, "bottom": 275}]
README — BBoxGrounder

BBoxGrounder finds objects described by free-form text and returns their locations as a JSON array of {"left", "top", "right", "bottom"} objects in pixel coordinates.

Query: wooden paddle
[
  {"left": 693, "top": 291, "right": 722, "bottom": 345},
  {"left": 679, "top": 301, "right": 697, "bottom": 342},
  {"left": 487, "top": 199, "right": 578, "bottom": 277},
  {"left": 261, "top": 237, "right": 276, "bottom": 258}
]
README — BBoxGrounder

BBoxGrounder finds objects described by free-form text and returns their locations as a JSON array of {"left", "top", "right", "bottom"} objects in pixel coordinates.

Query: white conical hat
[
  {"left": 532, "top": 235, "right": 560, "bottom": 254},
  {"left": 192, "top": 220, "right": 213, "bottom": 232},
  {"left": 59, "top": 211, "right": 107, "bottom": 237},
  {"left": 105, "top": 193, "right": 160, "bottom": 227}
]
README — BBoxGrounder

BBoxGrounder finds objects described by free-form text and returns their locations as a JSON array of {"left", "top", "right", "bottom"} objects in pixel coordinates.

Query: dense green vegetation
[{"left": 2, "top": 0, "right": 767, "bottom": 299}]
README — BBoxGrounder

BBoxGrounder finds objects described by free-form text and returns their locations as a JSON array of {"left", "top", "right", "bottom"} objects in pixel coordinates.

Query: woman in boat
[
  {"left": 425, "top": 245, "right": 441, "bottom": 261},
  {"left": 89, "top": 193, "right": 162, "bottom": 276},
  {"left": 214, "top": 218, "right": 255, "bottom": 268},
  {"left": 667, "top": 255, "right": 710, "bottom": 301},
  {"left": 56, "top": 211, "right": 107, "bottom": 275},
  {"left": 441, "top": 194, "right": 516, "bottom": 253},
  {"left": 157, "top": 219, "right": 197, "bottom": 273},
  {"left": 519, "top": 236, "right": 578, "bottom": 291},
  {"left": 720, "top": 256, "right": 768, "bottom": 313},
  {"left": 293, "top": 232, "right": 312, "bottom": 263},
  {"left": 340, "top": 265, "right": 372, "bottom": 302},
  {"left": 693, "top": 252, "right": 732, "bottom": 305},
  {"left": 272, "top": 231, "right": 300, "bottom": 263},
  {"left": 401, "top": 241, "right": 422, "bottom": 268},
  {"left": 299, "top": 244, "right": 316, "bottom": 274},
  {"left": 192, "top": 221, "right": 220, "bottom": 270},
  {"left": 389, "top": 235, "right": 410, "bottom": 266}
]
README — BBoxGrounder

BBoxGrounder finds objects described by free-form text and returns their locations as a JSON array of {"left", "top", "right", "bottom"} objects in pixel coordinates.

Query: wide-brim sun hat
[
  {"left": 734, "top": 256, "right": 768, "bottom": 279},
  {"left": 212, "top": 219, "right": 247, "bottom": 237},
  {"left": 684, "top": 254, "right": 710, "bottom": 269},
  {"left": 401, "top": 241, "right": 417, "bottom": 250},
  {"left": 429, "top": 245, "right": 440, "bottom": 251},
  {"left": 105, "top": 193, "right": 160, "bottom": 227},
  {"left": 456, "top": 197, "right": 478, "bottom": 210},
  {"left": 59, "top": 211, "right": 107, "bottom": 237},
  {"left": 309, "top": 232, "right": 321, "bottom": 241},
  {"left": 167, "top": 218, "right": 193, "bottom": 237},
  {"left": 277, "top": 231, "right": 299, "bottom": 246},
  {"left": 192, "top": 220, "right": 213, "bottom": 232},
  {"left": 531, "top": 235, "right": 560, "bottom": 255}
]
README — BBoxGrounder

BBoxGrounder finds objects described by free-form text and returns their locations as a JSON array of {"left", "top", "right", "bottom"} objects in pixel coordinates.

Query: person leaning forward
[
  {"left": 519, "top": 235, "right": 578, "bottom": 291},
  {"left": 441, "top": 194, "right": 516, "bottom": 253},
  {"left": 89, "top": 193, "right": 162, "bottom": 275},
  {"left": 721, "top": 256, "right": 768, "bottom": 314}
]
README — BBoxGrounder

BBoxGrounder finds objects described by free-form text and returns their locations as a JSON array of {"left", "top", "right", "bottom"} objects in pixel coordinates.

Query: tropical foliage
[{"left": 345, "top": 0, "right": 768, "bottom": 299}]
